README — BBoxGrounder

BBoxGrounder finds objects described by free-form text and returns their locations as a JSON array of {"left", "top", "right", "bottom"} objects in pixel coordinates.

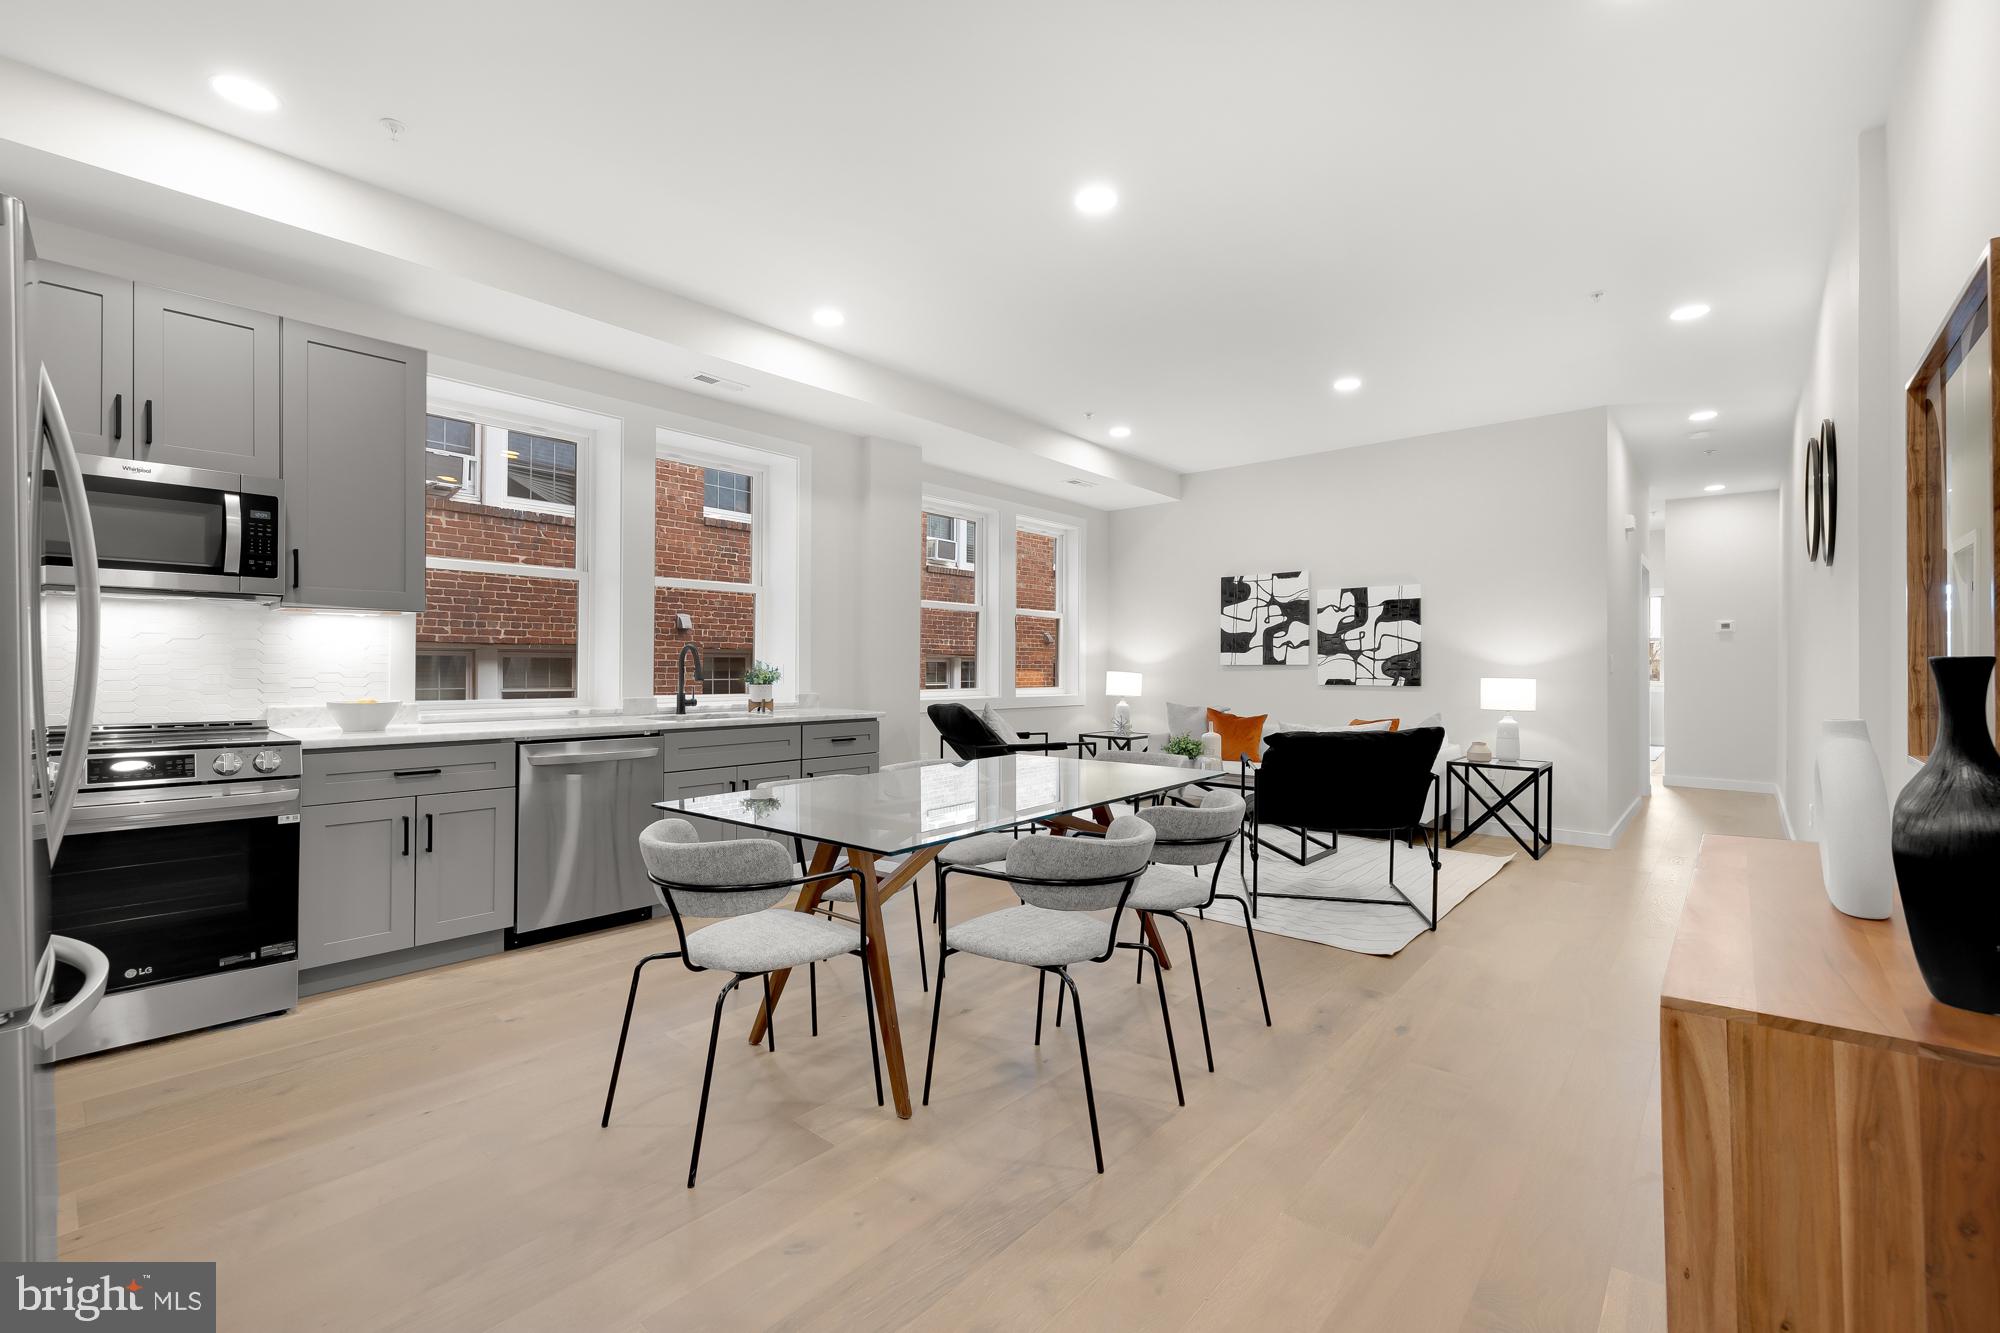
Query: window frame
[
  {"left": 1012, "top": 517, "right": 1074, "bottom": 697},
  {"left": 919, "top": 497, "right": 992, "bottom": 700},
  {"left": 656, "top": 435, "right": 794, "bottom": 702},
  {"left": 417, "top": 385, "right": 592, "bottom": 713}
]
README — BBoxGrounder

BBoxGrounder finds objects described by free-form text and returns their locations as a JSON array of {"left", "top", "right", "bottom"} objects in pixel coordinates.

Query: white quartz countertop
[{"left": 272, "top": 707, "right": 884, "bottom": 751}]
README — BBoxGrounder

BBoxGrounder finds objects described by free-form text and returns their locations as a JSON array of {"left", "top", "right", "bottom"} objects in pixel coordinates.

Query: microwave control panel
[{"left": 241, "top": 499, "right": 280, "bottom": 579}]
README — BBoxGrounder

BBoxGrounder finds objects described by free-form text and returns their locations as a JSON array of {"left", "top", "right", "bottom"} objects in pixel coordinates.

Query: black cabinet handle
[
  {"left": 401, "top": 815, "right": 410, "bottom": 857},
  {"left": 393, "top": 767, "right": 442, "bottom": 779},
  {"left": 827, "top": 736, "right": 858, "bottom": 744},
  {"left": 141, "top": 399, "right": 152, "bottom": 447},
  {"left": 291, "top": 549, "right": 299, "bottom": 589},
  {"left": 424, "top": 813, "right": 434, "bottom": 853},
  {"left": 111, "top": 393, "right": 122, "bottom": 442}
]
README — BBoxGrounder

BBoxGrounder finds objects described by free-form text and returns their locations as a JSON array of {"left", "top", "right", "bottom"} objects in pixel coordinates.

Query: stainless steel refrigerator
[{"left": 0, "top": 193, "right": 111, "bottom": 1263}]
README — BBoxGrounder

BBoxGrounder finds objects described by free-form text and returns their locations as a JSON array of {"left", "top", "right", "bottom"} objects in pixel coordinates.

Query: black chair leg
[
  {"left": 1166, "top": 912, "right": 1213, "bottom": 1072},
  {"left": 1135, "top": 912, "right": 1147, "bottom": 984},
  {"left": 1213, "top": 892, "right": 1271, "bottom": 1026},
  {"left": 912, "top": 886, "right": 930, "bottom": 993},
  {"left": 688, "top": 974, "right": 744, "bottom": 1188},
  {"left": 1057, "top": 968, "right": 1104, "bottom": 1174},
  {"left": 1145, "top": 945, "right": 1185, "bottom": 1107},
  {"left": 1054, "top": 975, "right": 1065, "bottom": 1028},
  {"left": 922, "top": 945, "right": 949, "bottom": 1105},
  {"left": 1034, "top": 969, "right": 1047, "bottom": 1045},
  {"left": 809, "top": 961, "right": 818, "bottom": 1037},
  {"left": 600, "top": 950, "right": 676, "bottom": 1128},
  {"left": 858, "top": 948, "right": 883, "bottom": 1107},
  {"left": 761, "top": 973, "right": 776, "bottom": 1053}
]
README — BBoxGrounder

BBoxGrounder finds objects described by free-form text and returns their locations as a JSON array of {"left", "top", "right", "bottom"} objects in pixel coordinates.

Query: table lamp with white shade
[
  {"left": 1480, "top": 677, "right": 1537, "bottom": 761},
  {"left": 1105, "top": 671, "right": 1143, "bottom": 734}
]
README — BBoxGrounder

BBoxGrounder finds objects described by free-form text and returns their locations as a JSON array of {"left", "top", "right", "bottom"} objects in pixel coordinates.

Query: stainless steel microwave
[{"left": 42, "top": 456, "right": 284, "bottom": 598}]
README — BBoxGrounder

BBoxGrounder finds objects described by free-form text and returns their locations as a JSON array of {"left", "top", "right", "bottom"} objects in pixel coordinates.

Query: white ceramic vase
[{"left": 1813, "top": 719, "right": 1894, "bottom": 919}]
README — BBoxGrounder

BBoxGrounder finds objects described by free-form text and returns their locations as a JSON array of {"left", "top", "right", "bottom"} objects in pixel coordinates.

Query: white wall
[
  {"left": 1604, "top": 419, "right": 1650, "bottom": 834},
  {"left": 1105, "top": 407, "right": 1631, "bottom": 845},
  {"left": 1663, "top": 491, "right": 1782, "bottom": 794}
]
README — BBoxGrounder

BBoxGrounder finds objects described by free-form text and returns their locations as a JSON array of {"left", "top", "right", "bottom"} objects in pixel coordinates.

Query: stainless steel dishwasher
[{"left": 511, "top": 735, "right": 666, "bottom": 944}]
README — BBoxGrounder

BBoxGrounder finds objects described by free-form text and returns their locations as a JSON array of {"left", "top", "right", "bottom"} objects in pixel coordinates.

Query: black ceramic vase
[{"left": 1890, "top": 655, "right": 2000, "bottom": 1013}]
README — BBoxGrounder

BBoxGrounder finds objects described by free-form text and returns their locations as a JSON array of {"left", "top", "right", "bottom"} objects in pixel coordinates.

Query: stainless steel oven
[
  {"left": 42, "top": 723, "right": 301, "bottom": 1058},
  {"left": 41, "top": 456, "right": 283, "bottom": 598}
]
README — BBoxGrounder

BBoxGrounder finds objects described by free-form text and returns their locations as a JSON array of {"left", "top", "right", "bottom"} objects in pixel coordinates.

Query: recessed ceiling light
[
  {"left": 209, "top": 73, "right": 280, "bottom": 112},
  {"left": 1670, "top": 302, "right": 1712, "bottom": 322},
  {"left": 1108, "top": 424, "right": 1132, "bottom": 439},
  {"left": 811, "top": 306, "right": 845, "bottom": 328},
  {"left": 1688, "top": 408, "right": 1718, "bottom": 423},
  {"left": 1331, "top": 376, "right": 1363, "bottom": 394},
  {"left": 1073, "top": 182, "right": 1119, "bottom": 216},
  {"left": 1704, "top": 483, "right": 1726, "bottom": 492}
]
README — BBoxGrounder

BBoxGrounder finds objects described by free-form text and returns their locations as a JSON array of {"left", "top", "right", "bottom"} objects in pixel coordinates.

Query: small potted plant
[
  {"left": 745, "top": 660, "right": 781, "bottom": 713},
  {"left": 1163, "top": 733, "right": 1205, "bottom": 762}
]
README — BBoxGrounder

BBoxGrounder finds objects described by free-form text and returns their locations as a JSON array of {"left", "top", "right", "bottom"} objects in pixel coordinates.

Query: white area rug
[{"left": 1168, "top": 836, "right": 1514, "bottom": 957}]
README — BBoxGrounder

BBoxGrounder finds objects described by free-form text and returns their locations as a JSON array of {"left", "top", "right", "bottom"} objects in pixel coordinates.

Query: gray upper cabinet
[
  {"left": 133, "top": 285, "right": 281, "bottom": 477},
  {"left": 414, "top": 789, "right": 516, "bottom": 945},
  {"left": 298, "top": 798, "right": 415, "bottom": 968},
  {"left": 27, "top": 262, "right": 132, "bottom": 458},
  {"left": 281, "top": 320, "right": 426, "bottom": 612}
]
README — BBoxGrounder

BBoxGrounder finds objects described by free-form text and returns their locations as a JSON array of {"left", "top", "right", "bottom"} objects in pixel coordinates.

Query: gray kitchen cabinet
[
  {"left": 27, "top": 262, "right": 132, "bottom": 458},
  {"left": 662, "top": 764, "right": 742, "bottom": 843},
  {"left": 281, "top": 320, "right": 427, "bottom": 612},
  {"left": 414, "top": 789, "right": 516, "bottom": 944},
  {"left": 133, "top": 285, "right": 281, "bottom": 476},
  {"left": 298, "top": 797, "right": 416, "bottom": 968},
  {"left": 803, "top": 760, "right": 874, "bottom": 778}
]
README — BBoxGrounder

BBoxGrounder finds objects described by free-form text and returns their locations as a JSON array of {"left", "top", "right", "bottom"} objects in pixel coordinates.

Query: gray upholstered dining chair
[
  {"left": 1126, "top": 790, "right": 1268, "bottom": 1072},
  {"left": 600, "top": 818, "right": 881, "bottom": 1187},
  {"left": 923, "top": 816, "right": 1181, "bottom": 1173}
]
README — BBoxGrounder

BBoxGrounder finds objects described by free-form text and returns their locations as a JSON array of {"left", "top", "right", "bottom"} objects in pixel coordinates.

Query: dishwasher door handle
[{"left": 524, "top": 747, "right": 660, "bottom": 766}]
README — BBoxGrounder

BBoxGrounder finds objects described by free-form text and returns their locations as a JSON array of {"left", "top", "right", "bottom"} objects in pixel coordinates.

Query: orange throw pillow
[
  {"left": 1208, "top": 708, "right": 1268, "bottom": 763},
  {"left": 1349, "top": 717, "right": 1401, "bottom": 731}
]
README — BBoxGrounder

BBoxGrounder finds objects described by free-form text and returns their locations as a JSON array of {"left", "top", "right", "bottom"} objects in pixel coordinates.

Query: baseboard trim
[
  {"left": 1775, "top": 787, "right": 1798, "bottom": 841},
  {"left": 1663, "top": 773, "right": 1780, "bottom": 796}
]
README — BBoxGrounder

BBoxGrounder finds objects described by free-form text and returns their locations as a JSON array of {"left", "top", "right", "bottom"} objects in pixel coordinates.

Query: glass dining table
[{"left": 658, "top": 754, "right": 1223, "bottom": 1117}]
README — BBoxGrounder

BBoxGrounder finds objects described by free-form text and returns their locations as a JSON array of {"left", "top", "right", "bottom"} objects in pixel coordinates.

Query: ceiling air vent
[
  {"left": 692, "top": 372, "right": 748, "bottom": 391},
  {"left": 1065, "top": 478, "right": 1097, "bottom": 488}
]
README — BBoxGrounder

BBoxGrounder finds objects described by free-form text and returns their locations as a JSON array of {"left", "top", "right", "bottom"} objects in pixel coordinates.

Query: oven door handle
[{"left": 62, "top": 786, "right": 301, "bottom": 833}]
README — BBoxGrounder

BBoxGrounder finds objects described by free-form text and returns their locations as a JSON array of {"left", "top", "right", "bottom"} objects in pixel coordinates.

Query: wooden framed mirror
[{"left": 1906, "top": 239, "right": 1999, "bottom": 758}]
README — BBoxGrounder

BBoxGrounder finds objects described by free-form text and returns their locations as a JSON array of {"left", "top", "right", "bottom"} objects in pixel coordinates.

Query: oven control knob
[
  {"left": 212, "top": 752, "right": 243, "bottom": 776},
  {"left": 252, "top": 750, "right": 284, "bottom": 774}
]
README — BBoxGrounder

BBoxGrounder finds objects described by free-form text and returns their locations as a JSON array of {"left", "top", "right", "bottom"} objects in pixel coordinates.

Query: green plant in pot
[
  {"left": 1163, "top": 733, "right": 1205, "bottom": 762},
  {"left": 745, "top": 660, "right": 781, "bottom": 712}
]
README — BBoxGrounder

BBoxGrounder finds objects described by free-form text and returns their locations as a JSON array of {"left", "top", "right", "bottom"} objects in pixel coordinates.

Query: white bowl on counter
[{"left": 325, "top": 700, "right": 403, "bottom": 733}]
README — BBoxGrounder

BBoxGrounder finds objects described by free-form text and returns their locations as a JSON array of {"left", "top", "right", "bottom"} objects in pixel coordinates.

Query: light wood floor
[{"left": 55, "top": 776, "right": 1781, "bottom": 1332}]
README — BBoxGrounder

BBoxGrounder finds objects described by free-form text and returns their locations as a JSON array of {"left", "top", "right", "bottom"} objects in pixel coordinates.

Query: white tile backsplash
[{"left": 42, "top": 594, "right": 398, "bottom": 726}]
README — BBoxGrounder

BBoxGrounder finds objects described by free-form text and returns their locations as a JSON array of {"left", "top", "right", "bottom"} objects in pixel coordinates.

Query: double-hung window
[
  {"left": 657, "top": 451, "right": 762, "bottom": 696},
  {"left": 1014, "top": 522, "right": 1071, "bottom": 692},
  {"left": 417, "top": 400, "right": 587, "bottom": 704},
  {"left": 920, "top": 503, "right": 986, "bottom": 692}
]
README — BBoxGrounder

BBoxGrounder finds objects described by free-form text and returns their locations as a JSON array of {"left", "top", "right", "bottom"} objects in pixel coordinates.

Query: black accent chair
[
  {"left": 927, "top": 703, "right": 1082, "bottom": 760},
  {"left": 1246, "top": 727, "right": 1446, "bottom": 930}
]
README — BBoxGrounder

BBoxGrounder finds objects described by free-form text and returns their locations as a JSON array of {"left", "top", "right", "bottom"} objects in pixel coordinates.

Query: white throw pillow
[
  {"left": 1165, "top": 700, "right": 1210, "bottom": 739},
  {"left": 1413, "top": 712, "right": 1443, "bottom": 730},
  {"left": 978, "top": 705, "right": 1017, "bottom": 740}
]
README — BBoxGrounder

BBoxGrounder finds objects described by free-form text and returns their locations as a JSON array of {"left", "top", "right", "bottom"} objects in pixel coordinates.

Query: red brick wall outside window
[
  {"left": 1014, "top": 528, "right": 1060, "bottom": 689},
  {"left": 417, "top": 479, "right": 580, "bottom": 699},
  {"left": 655, "top": 459, "right": 756, "bottom": 694}
]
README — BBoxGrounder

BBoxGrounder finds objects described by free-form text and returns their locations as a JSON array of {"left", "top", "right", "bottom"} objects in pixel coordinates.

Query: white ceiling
[{"left": 0, "top": 0, "right": 1906, "bottom": 498}]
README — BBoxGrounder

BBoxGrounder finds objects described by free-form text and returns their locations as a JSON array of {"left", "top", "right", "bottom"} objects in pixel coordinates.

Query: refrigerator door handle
[
  {"left": 31, "top": 935, "right": 109, "bottom": 1051},
  {"left": 37, "top": 364, "right": 103, "bottom": 859}
]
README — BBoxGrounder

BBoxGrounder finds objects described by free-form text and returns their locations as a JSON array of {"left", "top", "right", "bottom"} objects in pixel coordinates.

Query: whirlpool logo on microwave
[{"left": 4, "top": 1263, "right": 215, "bottom": 1329}]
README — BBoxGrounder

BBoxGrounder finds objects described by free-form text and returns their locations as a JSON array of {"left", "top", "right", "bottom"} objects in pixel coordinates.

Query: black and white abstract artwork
[
  {"left": 1219, "top": 571, "right": 1311, "bottom": 666},
  {"left": 1315, "top": 584, "right": 1422, "bottom": 686}
]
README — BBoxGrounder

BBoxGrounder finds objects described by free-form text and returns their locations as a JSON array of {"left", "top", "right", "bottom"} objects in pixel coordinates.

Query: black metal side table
[
  {"left": 1445, "top": 757, "right": 1553, "bottom": 860},
  {"left": 1079, "top": 731, "right": 1150, "bottom": 756}
]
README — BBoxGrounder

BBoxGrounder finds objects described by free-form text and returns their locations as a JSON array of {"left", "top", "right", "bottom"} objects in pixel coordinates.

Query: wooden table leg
[
  {"left": 749, "top": 840, "right": 838, "bottom": 1046},
  {"left": 1141, "top": 912, "right": 1171, "bottom": 967},
  {"left": 749, "top": 843, "right": 933, "bottom": 1119}
]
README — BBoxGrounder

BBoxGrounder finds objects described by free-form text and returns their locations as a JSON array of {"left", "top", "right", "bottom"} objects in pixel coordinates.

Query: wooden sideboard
[{"left": 1660, "top": 835, "right": 2000, "bottom": 1333}]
